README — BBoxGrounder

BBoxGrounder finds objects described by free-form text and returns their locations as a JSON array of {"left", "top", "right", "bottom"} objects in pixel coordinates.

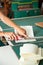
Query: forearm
[
  {"left": 0, "top": 12, "right": 27, "bottom": 38},
  {"left": 0, "top": 12, "right": 20, "bottom": 30}
]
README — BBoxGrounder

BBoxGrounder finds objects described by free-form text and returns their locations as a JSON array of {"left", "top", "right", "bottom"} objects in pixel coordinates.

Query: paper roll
[
  {"left": 20, "top": 44, "right": 38, "bottom": 55},
  {"left": 20, "top": 44, "right": 43, "bottom": 61}
]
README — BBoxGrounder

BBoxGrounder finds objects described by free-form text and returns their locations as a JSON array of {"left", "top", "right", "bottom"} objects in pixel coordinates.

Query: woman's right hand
[{"left": 15, "top": 27, "right": 28, "bottom": 39}]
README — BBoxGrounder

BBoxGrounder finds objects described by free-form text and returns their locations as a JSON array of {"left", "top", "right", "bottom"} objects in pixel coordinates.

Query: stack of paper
[{"left": 15, "top": 26, "right": 36, "bottom": 43}]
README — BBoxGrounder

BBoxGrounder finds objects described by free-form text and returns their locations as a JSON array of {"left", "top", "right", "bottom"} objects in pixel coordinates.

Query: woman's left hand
[{"left": 16, "top": 27, "right": 28, "bottom": 39}]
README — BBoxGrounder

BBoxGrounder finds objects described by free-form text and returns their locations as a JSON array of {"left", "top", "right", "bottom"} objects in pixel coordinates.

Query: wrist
[
  {"left": 0, "top": 32, "right": 5, "bottom": 37},
  {"left": 0, "top": 12, "right": 4, "bottom": 19}
]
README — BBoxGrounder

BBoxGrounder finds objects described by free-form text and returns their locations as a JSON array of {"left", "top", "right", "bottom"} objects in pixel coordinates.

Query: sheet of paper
[
  {"left": 0, "top": 46, "right": 19, "bottom": 65},
  {"left": 15, "top": 26, "right": 36, "bottom": 43}
]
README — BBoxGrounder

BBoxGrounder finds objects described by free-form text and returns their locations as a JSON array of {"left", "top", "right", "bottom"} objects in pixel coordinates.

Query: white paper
[
  {"left": 15, "top": 26, "right": 36, "bottom": 43},
  {"left": 0, "top": 46, "right": 19, "bottom": 65}
]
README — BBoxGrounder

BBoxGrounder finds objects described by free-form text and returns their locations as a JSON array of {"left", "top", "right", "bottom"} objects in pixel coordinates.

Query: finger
[
  {"left": 16, "top": 34, "right": 23, "bottom": 40},
  {"left": 13, "top": 33, "right": 19, "bottom": 40},
  {"left": 11, "top": 35, "right": 15, "bottom": 41},
  {"left": 17, "top": 32, "right": 28, "bottom": 39},
  {"left": 10, "top": 35, "right": 14, "bottom": 41},
  {"left": 10, "top": 33, "right": 15, "bottom": 41},
  {"left": 23, "top": 34, "right": 29, "bottom": 39},
  {"left": 17, "top": 33, "right": 28, "bottom": 39},
  {"left": 9, "top": 36, "right": 12, "bottom": 41}
]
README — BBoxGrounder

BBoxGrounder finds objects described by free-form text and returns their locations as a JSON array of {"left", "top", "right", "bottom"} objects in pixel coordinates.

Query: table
[{"left": 0, "top": 15, "right": 43, "bottom": 65}]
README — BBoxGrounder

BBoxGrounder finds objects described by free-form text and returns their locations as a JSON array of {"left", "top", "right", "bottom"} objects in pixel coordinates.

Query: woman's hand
[
  {"left": 16, "top": 27, "right": 28, "bottom": 39},
  {"left": 0, "top": 12, "right": 28, "bottom": 39},
  {"left": 3, "top": 32, "right": 18, "bottom": 41}
]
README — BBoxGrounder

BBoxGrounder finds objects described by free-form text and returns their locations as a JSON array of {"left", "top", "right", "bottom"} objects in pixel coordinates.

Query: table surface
[
  {"left": 0, "top": 15, "right": 43, "bottom": 45},
  {"left": 0, "top": 15, "right": 43, "bottom": 65}
]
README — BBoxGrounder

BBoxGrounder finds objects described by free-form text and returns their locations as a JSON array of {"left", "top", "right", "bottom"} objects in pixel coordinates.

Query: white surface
[
  {"left": 0, "top": 46, "right": 19, "bottom": 65},
  {"left": 15, "top": 26, "right": 36, "bottom": 43},
  {"left": 20, "top": 44, "right": 38, "bottom": 55}
]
